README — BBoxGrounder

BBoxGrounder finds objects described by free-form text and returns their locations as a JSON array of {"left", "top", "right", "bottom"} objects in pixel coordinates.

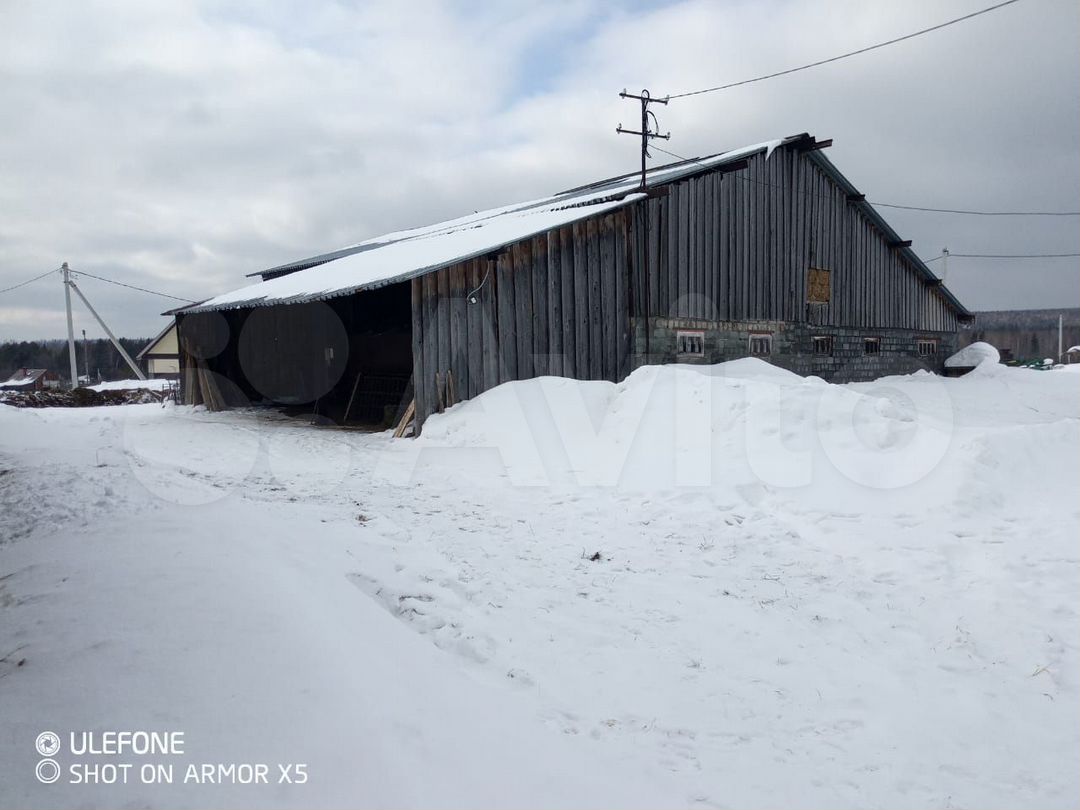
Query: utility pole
[
  {"left": 616, "top": 88, "right": 671, "bottom": 361},
  {"left": 82, "top": 329, "right": 91, "bottom": 384},
  {"left": 1059, "top": 314, "right": 1064, "bottom": 362},
  {"left": 62, "top": 262, "right": 79, "bottom": 388},
  {"left": 62, "top": 266, "right": 147, "bottom": 381},
  {"left": 941, "top": 247, "right": 949, "bottom": 282},
  {"left": 616, "top": 89, "right": 670, "bottom": 190}
]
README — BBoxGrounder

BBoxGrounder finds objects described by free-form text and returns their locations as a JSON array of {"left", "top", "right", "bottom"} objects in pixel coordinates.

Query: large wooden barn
[{"left": 172, "top": 132, "right": 972, "bottom": 433}]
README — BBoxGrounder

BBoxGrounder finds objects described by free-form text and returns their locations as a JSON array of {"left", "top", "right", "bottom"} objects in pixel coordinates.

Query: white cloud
[{"left": 0, "top": 0, "right": 1077, "bottom": 340}]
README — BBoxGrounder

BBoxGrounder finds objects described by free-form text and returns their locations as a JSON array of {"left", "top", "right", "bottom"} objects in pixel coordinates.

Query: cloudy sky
[{"left": 1, "top": 0, "right": 1077, "bottom": 341}]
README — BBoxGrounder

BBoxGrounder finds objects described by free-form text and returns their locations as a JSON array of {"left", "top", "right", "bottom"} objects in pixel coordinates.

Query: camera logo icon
[
  {"left": 35, "top": 732, "right": 61, "bottom": 757},
  {"left": 36, "top": 759, "right": 61, "bottom": 784}
]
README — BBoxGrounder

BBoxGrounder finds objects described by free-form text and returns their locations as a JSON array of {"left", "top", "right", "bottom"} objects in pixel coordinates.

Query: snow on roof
[
  {"left": 1, "top": 368, "right": 47, "bottom": 387},
  {"left": 175, "top": 139, "right": 785, "bottom": 315},
  {"left": 945, "top": 341, "right": 1000, "bottom": 368}
]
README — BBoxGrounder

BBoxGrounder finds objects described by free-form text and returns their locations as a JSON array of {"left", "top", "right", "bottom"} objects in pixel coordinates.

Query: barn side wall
[
  {"left": 411, "top": 210, "right": 633, "bottom": 432},
  {"left": 411, "top": 144, "right": 967, "bottom": 432}
]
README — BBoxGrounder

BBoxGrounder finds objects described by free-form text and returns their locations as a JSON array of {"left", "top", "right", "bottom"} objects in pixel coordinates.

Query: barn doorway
[
  {"left": 315, "top": 281, "right": 414, "bottom": 427},
  {"left": 180, "top": 281, "right": 415, "bottom": 428}
]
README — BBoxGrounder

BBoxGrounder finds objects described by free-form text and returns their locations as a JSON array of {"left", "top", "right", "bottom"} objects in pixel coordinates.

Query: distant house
[
  {"left": 0, "top": 368, "right": 60, "bottom": 391},
  {"left": 137, "top": 321, "right": 180, "bottom": 379},
  {"left": 171, "top": 132, "right": 972, "bottom": 432},
  {"left": 960, "top": 308, "right": 1080, "bottom": 364}
]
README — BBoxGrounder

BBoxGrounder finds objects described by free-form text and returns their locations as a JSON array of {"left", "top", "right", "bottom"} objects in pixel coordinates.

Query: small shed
[
  {"left": 137, "top": 321, "right": 180, "bottom": 379},
  {"left": 0, "top": 368, "right": 60, "bottom": 391}
]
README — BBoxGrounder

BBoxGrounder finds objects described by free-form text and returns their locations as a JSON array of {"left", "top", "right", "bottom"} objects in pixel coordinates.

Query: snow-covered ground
[{"left": 1, "top": 360, "right": 1077, "bottom": 809}]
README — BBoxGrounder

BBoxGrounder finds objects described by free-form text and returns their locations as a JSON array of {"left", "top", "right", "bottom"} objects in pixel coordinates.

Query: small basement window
[
  {"left": 864, "top": 337, "right": 881, "bottom": 355},
  {"left": 749, "top": 334, "right": 772, "bottom": 356},
  {"left": 812, "top": 335, "right": 834, "bottom": 356},
  {"left": 676, "top": 330, "right": 705, "bottom": 357},
  {"left": 917, "top": 339, "right": 938, "bottom": 357}
]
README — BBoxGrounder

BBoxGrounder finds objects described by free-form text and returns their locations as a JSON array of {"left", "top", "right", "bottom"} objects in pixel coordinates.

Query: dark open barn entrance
[{"left": 179, "top": 281, "right": 413, "bottom": 427}]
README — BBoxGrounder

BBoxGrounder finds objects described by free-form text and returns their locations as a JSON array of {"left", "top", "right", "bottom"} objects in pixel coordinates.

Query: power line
[
  {"left": 924, "top": 252, "right": 1080, "bottom": 261},
  {"left": 0, "top": 266, "right": 60, "bottom": 296},
  {"left": 650, "top": 145, "right": 1080, "bottom": 267},
  {"left": 650, "top": 144, "right": 1079, "bottom": 219},
  {"left": 873, "top": 202, "right": 1079, "bottom": 217},
  {"left": 69, "top": 268, "right": 195, "bottom": 303},
  {"left": 667, "top": 0, "right": 1022, "bottom": 99}
]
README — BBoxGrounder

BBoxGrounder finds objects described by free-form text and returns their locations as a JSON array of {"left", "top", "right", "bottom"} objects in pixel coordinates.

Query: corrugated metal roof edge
[
  {"left": 241, "top": 140, "right": 794, "bottom": 285},
  {"left": 804, "top": 150, "right": 973, "bottom": 322}
]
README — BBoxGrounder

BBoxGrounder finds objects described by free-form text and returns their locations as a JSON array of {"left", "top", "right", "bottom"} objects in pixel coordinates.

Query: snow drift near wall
[{"left": 411, "top": 358, "right": 1079, "bottom": 512}]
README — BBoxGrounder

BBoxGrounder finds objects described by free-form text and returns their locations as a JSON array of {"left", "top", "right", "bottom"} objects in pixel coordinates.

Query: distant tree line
[{"left": 1, "top": 337, "right": 151, "bottom": 383}]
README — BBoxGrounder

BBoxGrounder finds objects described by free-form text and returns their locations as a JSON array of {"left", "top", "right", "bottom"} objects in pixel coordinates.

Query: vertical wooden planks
[
  {"left": 704, "top": 172, "right": 715, "bottom": 318},
  {"left": 515, "top": 240, "right": 534, "bottom": 381},
  {"left": 600, "top": 215, "right": 617, "bottom": 380},
  {"left": 448, "top": 263, "right": 467, "bottom": 399},
  {"left": 740, "top": 170, "right": 751, "bottom": 320},
  {"left": 480, "top": 259, "right": 499, "bottom": 392},
  {"left": 411, "top": 276, "right": 426, "bottom": 427},
  {"left": 699, "top": 176, "right": 708, "bottom": 319},
  {"left": 751, "top": 156, "right": 763, "bottom": 319},
  {"left": 560, "top": 227, "right": 576, "bottom": 378},
  {"left": 421, "top": 272, "right": 438, "bottom": 411},
  {"left": 792, "top": 155, "right": 805, "bottom": 321},
  {"left": 677, "top": 182, "right": 689, "bottom": 317},
  {"left": 532, "top": 235, "right": 548, "bottom": 378},
  {"left": 586, "top": 217, "right": 602, "bottom": 379},
  {"left": 717, "top": 174, "right": 729, "bottom": 320},
  {"left": 465, "top": 260, "right": 483, "bottom": 398},
  {"left": 760, "top": 155, "right": 771, "bottom": 319},
  {"left": 615, "top": 209, "right": 630, "bottom": 378},
  {"left": 547, "top": 231, "right": 562, "bottom": 377},
  {"left": 496, "top": 250, "right": 516, "bottom": 383},
  {"left": 573, "top": 221, "right": 589, "bottom": 378},
  {"left": 782, "top": 156, "right": 791, "bottom": 319},
  {"left": 688, "top": 176, "right": 699, "bottom": 317},
  {"left": 666, "top": 191, "right": 679, "bottom": 317}
]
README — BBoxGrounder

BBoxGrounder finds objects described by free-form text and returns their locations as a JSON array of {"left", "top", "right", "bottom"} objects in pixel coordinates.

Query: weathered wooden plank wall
[
  {"left": 625, "top": 148, "right": 961, "bottom": 334},
  {"left": 412, "top": 211, "right": 633, "bottom": 430}
]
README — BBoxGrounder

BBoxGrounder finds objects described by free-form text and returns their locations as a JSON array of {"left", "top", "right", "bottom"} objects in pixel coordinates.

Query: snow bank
[
  {"left": 414, "top": 359, "right": 962, "bottom": 511},
  {"left": 945, "top": 340, "right": 1000, "bottom": 369}
]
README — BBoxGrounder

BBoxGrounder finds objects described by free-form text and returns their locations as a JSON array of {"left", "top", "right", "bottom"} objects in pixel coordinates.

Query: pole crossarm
[{"left": 616, "top": 88, "right": 671, "bottom": 190}]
